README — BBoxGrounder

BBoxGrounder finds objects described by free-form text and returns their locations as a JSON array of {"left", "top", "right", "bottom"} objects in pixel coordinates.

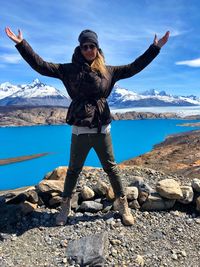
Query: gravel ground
[{"left": 0, "top": 166, "right": 200, "bottom": 267}]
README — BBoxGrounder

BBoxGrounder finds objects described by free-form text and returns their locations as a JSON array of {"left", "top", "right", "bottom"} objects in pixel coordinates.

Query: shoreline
[{"left": 0, "top": 152, "right": 50, "bottom": 166}]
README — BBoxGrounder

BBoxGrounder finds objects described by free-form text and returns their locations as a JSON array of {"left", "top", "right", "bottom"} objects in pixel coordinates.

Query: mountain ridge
[{"left": 1, "top": 79, "right": 200, "bottom": 107}]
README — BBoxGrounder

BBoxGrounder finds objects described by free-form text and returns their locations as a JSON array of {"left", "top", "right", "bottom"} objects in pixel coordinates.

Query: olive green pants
[{"left": 63, "top": 133, "right": 125, "bottom": 198}]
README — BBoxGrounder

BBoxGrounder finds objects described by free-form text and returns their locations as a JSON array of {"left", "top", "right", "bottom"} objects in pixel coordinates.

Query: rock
[
  {"left": 102, "top": 199, "right": 113, "bottom": 212},
  {"left": 49, "top": 196, "right": 62, "bottom": 207},
  {"left": 66, "top": 232, "right": 108, "bottom": 266},
  {"left": 79, "top": 201, "right": 103, "bottom": 213},
  {"left": 71, "top": 192, "right": 80, "bottom": 209},
  {"left": 138, "top": 191, "right": 149, "bottom": 205},
  {"left": 141, "top": 192, "right": 176, "bottom": 211},
  {"left": 92, "top": 180, "right": 109, "bottom": 196},
  {"left": 178, "top": 185, "right": 194, "bottom": 204},
  {"left": 129, "top": 176, "right": 144, "bottom": 187},
  {"left": 36, "top": 180, "right": 64, "bottom": 194},
  {"left": 110, "top": 239, "right": 122, "bottom": 245},
  {"left": 196, "top": 196, "right": 200, "bottom": 211},
  {"left": 129, "top": 199, "right": 140, "bottom": 209},
  {"left": 156, "top": 179, "right": 183, "bottom": 199},
  {"left": 135, "top": 255, "right": 145, "bottom": 267},
  {"left": 192, "top": 178, "right": 200, "bottom": 192},
  {"left": 0, "top": 233, "right": 11, "bottom": 241},
  {"left": 106, "top": 186, "right": 115, "bottom": 201},
  {"left": 0, "top": 196, "right": 5, "bottom": 205},
  {"left": 25, "top": 190, "right": 39, "bottom": 204},
  {"left": 44, "top": 166, "right": 67, "bottom": 180},
  {"left": 6, "top": 192, "right": 27, "bottom": 204},
  {"left": 19, "top": 201, "right": 37, "bottom": 215},
  {"left": 81, "top": 186, "right": 95, "bottom": 200},
  {"left": 125, "top": 186, "right": 138, "bottom": 201}
]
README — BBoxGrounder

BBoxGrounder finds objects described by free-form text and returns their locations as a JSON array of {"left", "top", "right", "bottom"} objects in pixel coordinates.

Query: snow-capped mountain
[
  {"left": 0, "top": 79, "right": 71, "bottom": 107},
  {"left": 1, "top": 80, "right": 200, "bottom": 108},
  {"left": 107, "top": 85, "right": 200, "bottom": 107}
]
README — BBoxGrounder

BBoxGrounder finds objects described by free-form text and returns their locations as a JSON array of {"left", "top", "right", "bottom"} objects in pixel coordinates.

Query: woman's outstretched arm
[
  {"left": 5, "top": 27, "right": 64, "bottom": 79},
  {"left": 110, "top": 31, "right": 170, "bottom": 83}
]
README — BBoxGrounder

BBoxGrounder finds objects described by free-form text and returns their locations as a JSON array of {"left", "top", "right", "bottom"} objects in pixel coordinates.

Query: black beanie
[{"left": 78, "top": 29, "right": 99, "bottom": 48}]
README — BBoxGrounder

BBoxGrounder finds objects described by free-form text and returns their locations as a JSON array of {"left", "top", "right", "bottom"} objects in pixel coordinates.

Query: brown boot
[
  {"left": 56, "top": 197, "right": 71, "bottom": 226},
  {"left": 114, "top": 196, "right": 135, "bottom": 226}
]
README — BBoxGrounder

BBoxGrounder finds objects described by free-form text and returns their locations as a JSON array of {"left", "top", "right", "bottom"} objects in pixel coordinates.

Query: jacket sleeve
[
  {"left": 111, "top": 44, "right": 160, "bottom": 83},
  {"left": 15, "top": 39, "right": 64, "bottom": 79}
]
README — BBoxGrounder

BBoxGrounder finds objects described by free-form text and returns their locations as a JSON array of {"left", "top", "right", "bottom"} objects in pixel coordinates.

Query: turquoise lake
[{"left": 0, "top": 119, "right": 200, "bottom": 190}]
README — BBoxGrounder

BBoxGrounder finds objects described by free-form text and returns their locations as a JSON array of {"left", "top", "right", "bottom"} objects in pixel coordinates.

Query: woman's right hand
[{"left": 5, "top": 27, "right": 23, "bottom": 44}]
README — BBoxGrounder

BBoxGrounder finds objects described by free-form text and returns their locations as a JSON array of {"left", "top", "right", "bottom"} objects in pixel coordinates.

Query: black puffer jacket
[{"left": 16, "top": 40, "right": 160, "bottom": 131}]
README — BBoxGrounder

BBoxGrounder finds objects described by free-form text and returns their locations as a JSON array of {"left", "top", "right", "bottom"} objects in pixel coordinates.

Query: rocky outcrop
[
  {"left": 122, "top": 130, "right": 200, "bottom": 178},
  {"left": 0, "top": 106, "right": 182, "bottom": 127},
  {"left": 2, "top": 166, "right": 200, "bottom": 219}
]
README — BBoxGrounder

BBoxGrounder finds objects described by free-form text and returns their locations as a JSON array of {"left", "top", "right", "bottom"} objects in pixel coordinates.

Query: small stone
[
  {"left": 129, "top": 199, "right": 140, "bottom": 209},
  {"left": 178, "top": 186, "right": 194, "bottom": 204},
  {"left": 125, "top": 186, "right": 138, "bottom": 201},
  {"left": 194, "top": 218, "right": 200, "bottom": 224},
  {"left": 62, "top": 258, "right": 68, "bottom": 263},
  {"left": 60, "top": 239, "right": 68, "bottom": 248},
  {"left": 106, "top": 186, "right": 115, "bottom": 201},
  {"left": 171, "top": 253, "right": 178, "bottom": 260},
  {"left": 196, "top": 196, "right": 200, "bottom": 212},
  {"left": 81, "top": 186, "right": 95, "bottom": 200},
  {"left": 110, "top": 239, "right": 122, "bottom": 245},
  {"left": 135, "top": 255, "right": 144, "bottom": 266},
  {"left": 180, "top": 250, "right": 187, "bottom": 257},
  {"left": 191, "top": 178, "right": 200, "bottom": 192}
]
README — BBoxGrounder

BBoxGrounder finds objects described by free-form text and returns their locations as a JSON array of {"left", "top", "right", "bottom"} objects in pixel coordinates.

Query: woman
[{"left": 5, "top": 27, "right": 169, "bottom": 226}]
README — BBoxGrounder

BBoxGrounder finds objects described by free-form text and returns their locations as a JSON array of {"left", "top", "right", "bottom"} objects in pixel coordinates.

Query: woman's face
[{"left": 80, "top": 42, "right": 98, "bottom": 62}]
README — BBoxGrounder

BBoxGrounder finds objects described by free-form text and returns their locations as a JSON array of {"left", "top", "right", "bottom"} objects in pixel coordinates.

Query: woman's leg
[
  {"left": 56, "top": 134, "right": 92, "bottom": 225},
  {"left": 92, "top": 133, "right": 124, "bottom": 197},
  {"left": 63, "top": 134, "right": 92, "bottom": 198},
  {"left": 92, "top": 133, "right": 134, "bottom": 226}
]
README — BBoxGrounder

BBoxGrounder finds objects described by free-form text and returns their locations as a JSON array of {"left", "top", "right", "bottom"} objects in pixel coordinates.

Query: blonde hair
[{"left": 91, "top": 50, "right": 109, "bottom": 79}]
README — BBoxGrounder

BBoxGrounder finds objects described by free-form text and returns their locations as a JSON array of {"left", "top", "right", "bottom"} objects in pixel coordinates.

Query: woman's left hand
[{"left": 153, "top": 31, "right": 170, "bottom": 48}]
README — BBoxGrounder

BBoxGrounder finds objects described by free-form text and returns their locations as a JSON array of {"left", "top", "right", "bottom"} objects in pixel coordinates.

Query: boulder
[
  {"left": 178, "top": 186, "right": 194, "bottom": 204},
  {"left": 156, "top": 179, "right": 183, "bottom": 199},
  {"left": 81, "top": 186, "right": 95, "bottom": 200},
  {"left": 66, "top": 232, "right": 108, "bottom": 266},
  {"left": 37, "top": 180, "right": 64, "bottom": 194},
  {"left": 129, "top": 176, "right": 144, "bottom": 187},
  {"left": 196, "top": 196, "right": 200, "bottom": 212},
  {"left": 92, "top": 180, "right": 109, "bottom": 197},
  {"left": 49, "top": 196, "right": 62, "bottom": 207},
  {"left": 192, "top": 178, "right": 200, "bottom": 192},
  {"left": 138, "top": 191, "right": 149, "bottom": 205},
  {"left": 71, "top": 192, "right": 80, "bottom": 210},
  {"left": 125, "top": 186, "right": 138, "bottom": 201},
  {"left": 79, "top": 201, "right": 103, "bottom": 213},
  {"left": 6, "top": 189, "right": 38, "bottom": 205},
  {"left": 129, "top": 199, "right": 140, "bottom": 209},
  {"left": 106, "top": 186, "right": 115, "bottom": 201},
  {"left": 19, "top": 201, "right": 37, "bottom": 215},
  {"left": 44, "top": 166, "right": 67, "bottom": 180},
  {"left": 141, "top": 192, "right": 176, "bottom": 211}
]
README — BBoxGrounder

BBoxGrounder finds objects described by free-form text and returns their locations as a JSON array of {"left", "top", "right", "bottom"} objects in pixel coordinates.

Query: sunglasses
[{"left": 81, "top": 44, "right": 97, "bottom": 51}]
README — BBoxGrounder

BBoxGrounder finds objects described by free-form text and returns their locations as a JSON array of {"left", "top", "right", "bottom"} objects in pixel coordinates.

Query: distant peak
[{"left": 31, "top": 78, "right": 42, "bottom": 86}]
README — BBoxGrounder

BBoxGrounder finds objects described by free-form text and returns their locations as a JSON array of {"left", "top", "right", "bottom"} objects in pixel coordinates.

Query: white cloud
[
  {"left": 0, "top": 54, "right": 22, "bottom": 64},
  {"left": 176, "top": 58, "right": 200, "bottom": 67}
]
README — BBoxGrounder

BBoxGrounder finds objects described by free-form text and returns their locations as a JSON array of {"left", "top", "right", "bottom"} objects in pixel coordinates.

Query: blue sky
[{"left": 1, "top": 0, "right": 200, "bottom": 96}]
